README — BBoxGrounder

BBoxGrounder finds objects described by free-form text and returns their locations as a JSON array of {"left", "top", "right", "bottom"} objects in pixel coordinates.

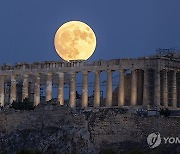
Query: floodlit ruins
[{"left": 0, "top": 50, "right": 180, "bottom": 109}]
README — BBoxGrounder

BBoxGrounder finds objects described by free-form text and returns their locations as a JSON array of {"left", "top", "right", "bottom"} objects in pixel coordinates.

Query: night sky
[{"left": 0, "top": 0, "right": 180, "bottom": 65}]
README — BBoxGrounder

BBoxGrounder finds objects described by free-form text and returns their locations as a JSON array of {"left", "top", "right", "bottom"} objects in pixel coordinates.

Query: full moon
[{"left": 54, "top": 21, "right": 96, "bottom": 61}]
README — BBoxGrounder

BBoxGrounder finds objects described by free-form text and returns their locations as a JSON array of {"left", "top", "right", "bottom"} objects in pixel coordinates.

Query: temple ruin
[{"left": 0, "top": 50, "right": 180, "bottom": 109}]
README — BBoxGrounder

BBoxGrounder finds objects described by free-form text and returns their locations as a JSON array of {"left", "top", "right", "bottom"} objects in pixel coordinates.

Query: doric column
[
  {"left": 106, "top": 70, "right": 112, "bottom": 107},
  {"left": 10, "top": 75, "right": 16, "bottom": 104},
  {"left": 22, "top": 74, "right": 29, "bottom": 101},
  {"left": 58, "top": 72, "right": 64, "bottom": 105},
  {"left": 94, "top": 71, "right": 100, "bottom": 107},
  {"left": 172, "top": 70, "right": 177, "bottom": 108},
  {"left": 0, "top": 76, "right": 5, "bottom": 106},
  {"left": 154, "top": 69, "right": 161, "bottom": 107},
  {"left": 34, "top": 74, "right": 40, "bottom": 106},
  {"left": 46, "top": 73, "right": 52, "bottom": 101},
  {"left": 69, "top": 72, "right": 76, "bottom": 108},
  {"left": 162, "top": 70, "right": 168, "bottom": 108},
  {"left": 82, "top": 71, "right": 88, "bottom": 108},
  {"left": 143, "top": 69, "right": 149, "bottom": 107},
  {"left": 131, "top": 70, "right": 137, "bottom": 106},
  {"left": 118, "top": 70, "right": 125, "bottom": 106}
]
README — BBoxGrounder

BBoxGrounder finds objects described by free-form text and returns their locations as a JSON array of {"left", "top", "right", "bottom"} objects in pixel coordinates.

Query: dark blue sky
[{"left": 0, "top": 0, "right": 180, "bottom": 65}]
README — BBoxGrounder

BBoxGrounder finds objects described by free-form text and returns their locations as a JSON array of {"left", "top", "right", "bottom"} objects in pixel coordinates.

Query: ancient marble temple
[{"left": 0, "top": 52, "right": 180, "bottom": 109}]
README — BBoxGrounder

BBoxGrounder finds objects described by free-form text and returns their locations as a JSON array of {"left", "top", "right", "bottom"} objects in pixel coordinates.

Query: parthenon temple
[{"left": 0, "top": 51, "right": 180, "bottom": 109}]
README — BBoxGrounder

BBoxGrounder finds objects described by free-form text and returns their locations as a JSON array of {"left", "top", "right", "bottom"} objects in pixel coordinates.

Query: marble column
[
  {"left": 69, "top": 72, "right": 76, "bottom": 108},
  {"left": 131, "top": 70, "right": 137, "bottom": 106},
  {"left": 118, "top": 70, "right": 125, "bottom": 106},
  {"left": 46, "top": 73, "right": 52, "bottom": 101},
  {"left": 10, "top": 75, "right": 16, "bottom": 104},
  {"left": 94, "top": 71, "right": 100, "bottom": 107},
  {"left": 106, "top": 70, "right": 112, "bottom": 107},
  {"left": 22, "top": 74, "right": 29, "bottom": 101},
  {"left": 154, "top": 69, "right": 161, "bottom": 107},
  {"left": 143, "top": 69, "right": 149, "bottom": 107},
  {"left": 0, "top": 76, "right": 5, "bottom": 106},
  {"left": 34, "top": 74, "right": 40, "bottom": 106},
  {"left": 172, "top": 70, "right": 177, "bottom": 108},
  {"left": 58, "top": 72, "right": 64, "bottom": 105},
  {"left": 82, "top": 71, "right": 88, "bottom": 108},
  {"left": 162, "top": 70, "right": 168, "bottom": 108}
]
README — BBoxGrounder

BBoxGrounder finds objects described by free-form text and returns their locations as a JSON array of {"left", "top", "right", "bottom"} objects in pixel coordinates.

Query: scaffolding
[{"left": 143, "top": 48, "right": 180, "bottom": 108}]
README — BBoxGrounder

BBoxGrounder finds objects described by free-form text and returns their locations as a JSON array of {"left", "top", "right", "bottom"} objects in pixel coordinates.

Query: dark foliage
[
  {"left": 160, "top": 108, "right": 171, "bottom": 117},
  {"left": 99, "top": 149, "right": 117, "bottom": 154},
  {"left": 11, "top": 98, "right": 35, "bottom": 111},
  {"left": 16, "top": 149, "right": 42, "bottom": 154}
]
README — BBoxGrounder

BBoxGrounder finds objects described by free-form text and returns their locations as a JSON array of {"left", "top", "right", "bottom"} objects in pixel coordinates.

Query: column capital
[
  {"left": 23, "top": 74, "right": 29, "bottom": 79},
  {"left": 162, "top": 69, "right": 168, "bottom": 72},
  {"left": 82, "top": 71, "right": 88, "bottom": 75},
  {"left": 46, "top": 73, "right": 52, "bottom": 81},
  {"left": 0, "top": 74, "right": 5, "bottom": 77},
  {"left": 23, "top": 74, "right": 29, "bottom": 81},
  {"left": 93, "top": 70, "right": 101, "bottom": 74},
  {"left": 34, "top": 73, "right": 40, "bottom": 78},
  {"left": 173, "top": 70, "right": 177, "bottom": 73},
  {"left": 107, "top": 70, "right": 113, "bottom": 73},
  {"left": 34, "top": 74, "right": 40, "bottom": 86},
  {"left": 131, "top": 69, "right": 137, "bottom": 72},
  {"left": 119, "top": 69, "right": 124, "bottom": 73},
  {"left": 57, "top": 72, "right": 65, "bottom": 78},
  {"left": 47, "top": 72, "right": 53, "bottom": 76},
  {"left": 11, "top": 75, "right": 16, "bottom": 82},
  {"left": 69, "top": 72, "right": 76, "bottom": 75},
  {"left": 0, "top": 75, "right": 5, "bottom": 80},
  {"left": 11, "top": 74, "right": 16, "bottom": 78}
]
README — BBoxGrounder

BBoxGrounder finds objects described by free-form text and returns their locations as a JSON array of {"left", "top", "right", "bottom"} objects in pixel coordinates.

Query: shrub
[
  {"left": 11, "top": 98, "right": 35, "bottom": 111},
  {"left": 160, "top": 108, "right": 171, "bottom": 117}
]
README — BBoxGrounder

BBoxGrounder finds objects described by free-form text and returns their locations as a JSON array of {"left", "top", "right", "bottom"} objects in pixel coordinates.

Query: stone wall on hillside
[
  {"left": 0, "top": 103, "right": 180, "bottom": 153},
  {"left": 85, "top": 108, "right": 180, "bottom": 151}
]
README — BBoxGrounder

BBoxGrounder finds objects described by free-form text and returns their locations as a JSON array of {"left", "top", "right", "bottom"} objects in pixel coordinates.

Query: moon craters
[{"left": 54, "top": 21, "right": 96, "bottom": 61}]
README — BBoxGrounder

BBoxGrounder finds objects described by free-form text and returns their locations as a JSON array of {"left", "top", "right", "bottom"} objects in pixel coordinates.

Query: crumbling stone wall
[
  {"left": 86, "top": 108, "right": 180, "bottom": 151},
  {"left": 0, "top": 104, "right": 180, "bottom": 153}
]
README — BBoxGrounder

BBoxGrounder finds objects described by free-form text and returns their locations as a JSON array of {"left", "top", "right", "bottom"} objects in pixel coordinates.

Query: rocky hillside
[{"left": 0, "top": 102, "right": 180, "bottom": 153}]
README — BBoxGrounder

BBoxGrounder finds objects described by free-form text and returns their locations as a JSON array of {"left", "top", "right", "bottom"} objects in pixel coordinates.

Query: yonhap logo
[
  {"left": 147, "top": 132, "right": 180, "bottom": 148},
  {"left": 147, "top": 132, "right": 161, "bottom": 148}
]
